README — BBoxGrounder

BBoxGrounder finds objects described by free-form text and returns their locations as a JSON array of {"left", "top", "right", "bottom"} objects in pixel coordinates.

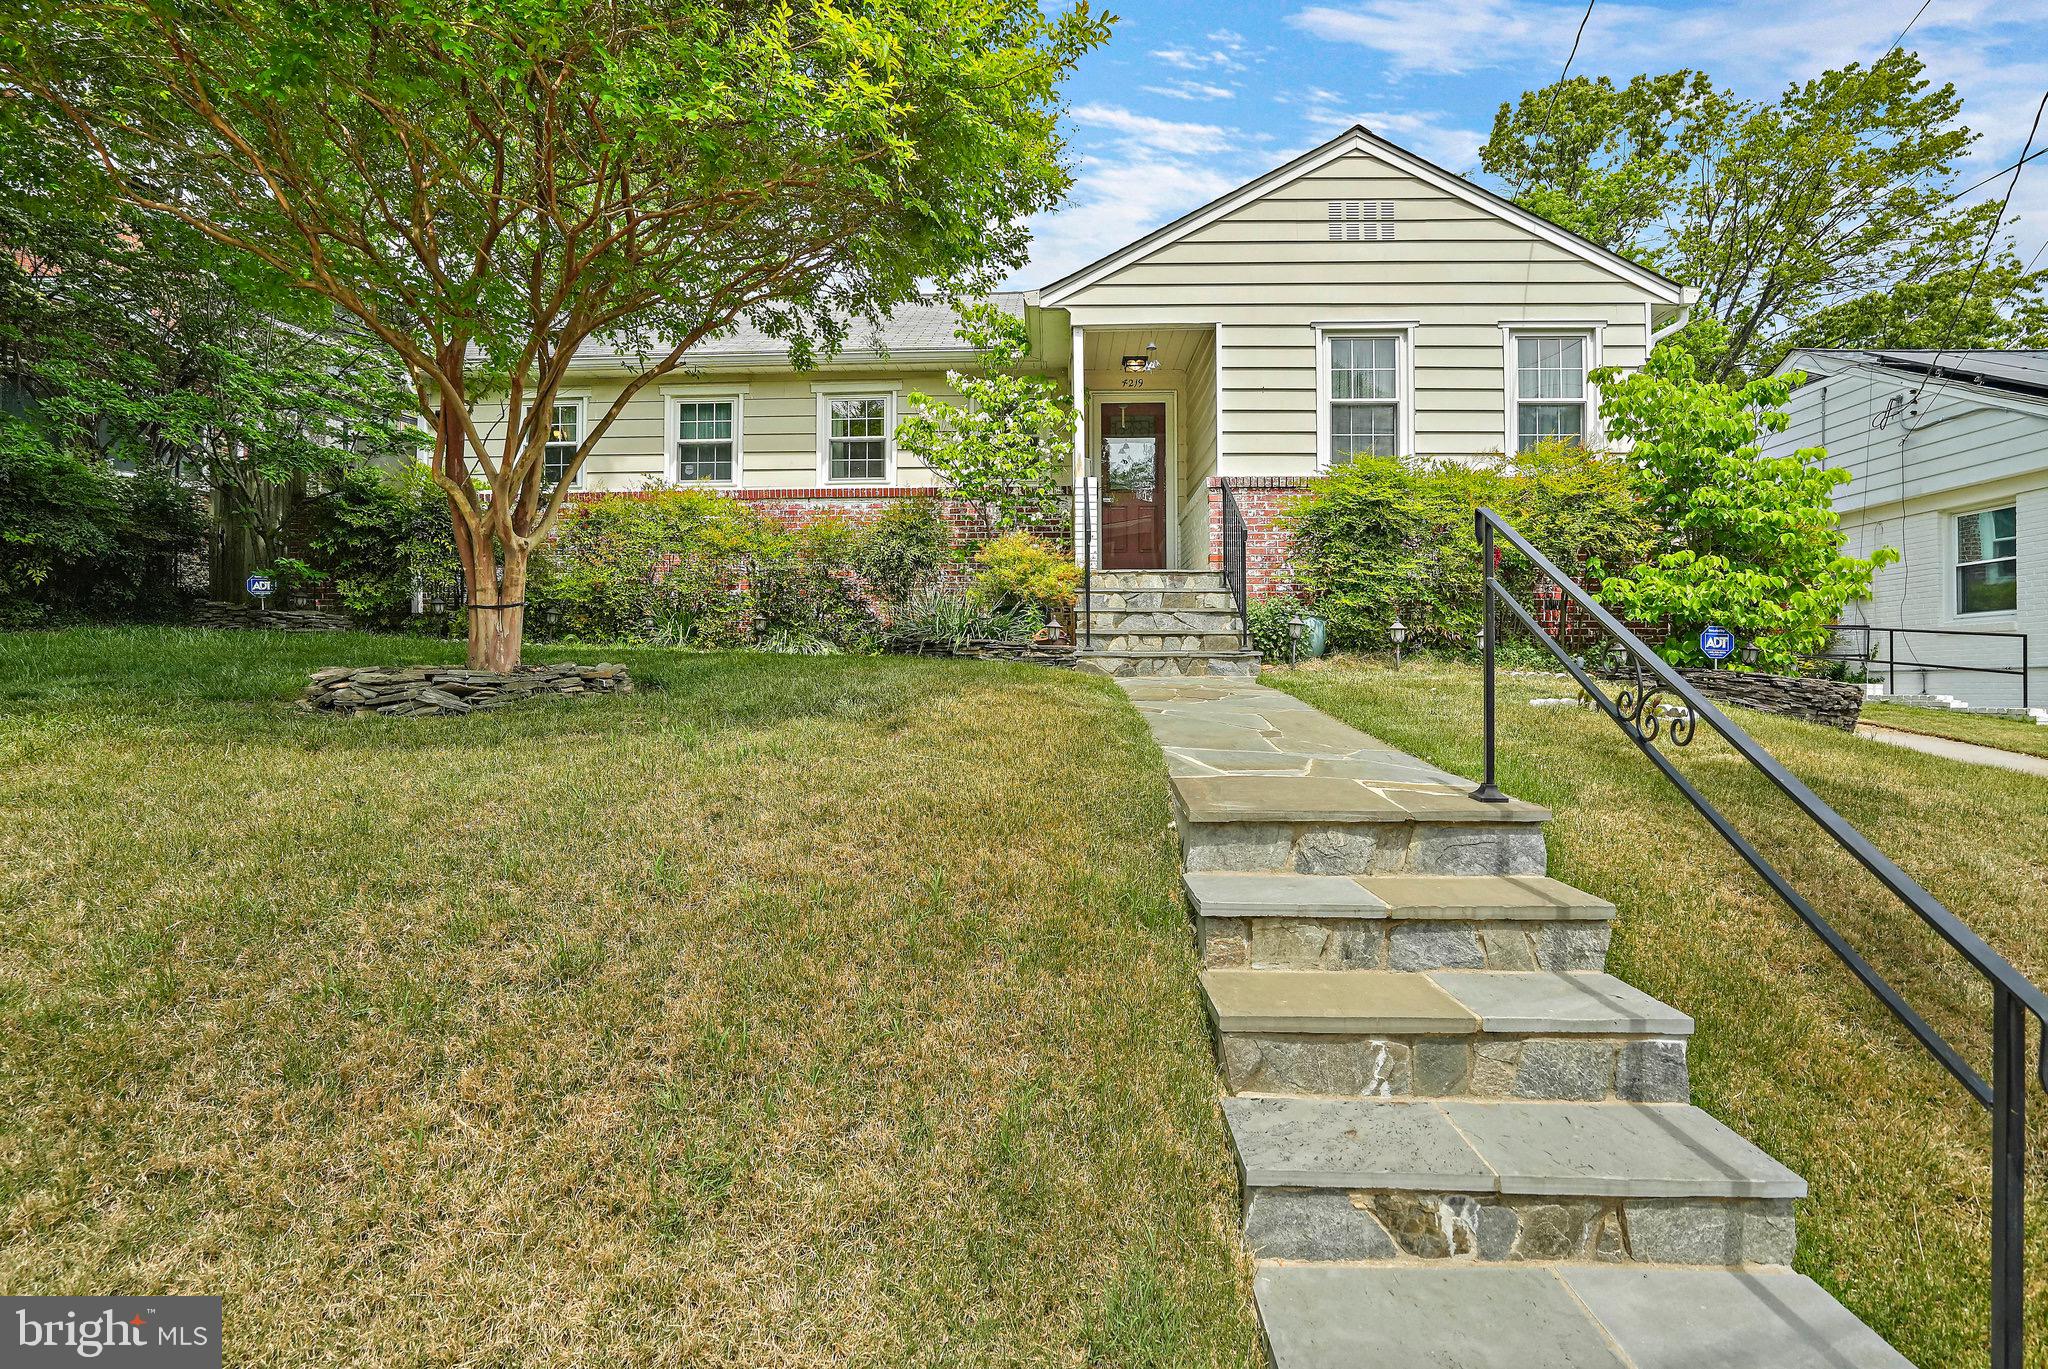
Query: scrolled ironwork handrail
[{"left": 1472, "top": 505, "right": 2045, "bottom": 1369}]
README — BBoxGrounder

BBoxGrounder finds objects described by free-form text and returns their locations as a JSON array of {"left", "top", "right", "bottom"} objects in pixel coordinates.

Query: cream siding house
[
  {"left": 1768, "top": 349, "right": 2046, "bottom": 711},
  {"left": 461, "top": 127, "right": 1690, "bottom": 589}
]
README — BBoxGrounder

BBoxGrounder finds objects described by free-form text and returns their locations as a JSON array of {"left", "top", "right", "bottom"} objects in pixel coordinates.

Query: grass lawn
[
  {"left": 1862, "top": 699, "right": 2048, "bottom": 761},
  {"left": 0, "top": 628, "right": 1260, "bottom": 1367},
  {"left": 1268, "top": 656, "right": 2047, "bottom": 1369}
]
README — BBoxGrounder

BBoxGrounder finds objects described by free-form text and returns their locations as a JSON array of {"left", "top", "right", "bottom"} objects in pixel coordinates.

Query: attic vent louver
[{"left": 1328, "top": 200, "right": 1395, "bottom": 242}]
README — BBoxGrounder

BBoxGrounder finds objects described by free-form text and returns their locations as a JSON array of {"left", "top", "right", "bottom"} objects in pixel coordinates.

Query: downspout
[{"left": 1648, "top": 288, "right": 1698, "bottom": 348}]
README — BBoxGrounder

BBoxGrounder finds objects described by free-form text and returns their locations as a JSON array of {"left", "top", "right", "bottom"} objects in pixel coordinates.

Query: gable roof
[
  {"left": 1779, "top": 348, "right": 2048, "bottom": 405},
  {"left": 561, "top": 292, "right": 1028, "bottom": 372},
  {"left": 1037, "top": 125, "right": 1691, "bottom": 307}
]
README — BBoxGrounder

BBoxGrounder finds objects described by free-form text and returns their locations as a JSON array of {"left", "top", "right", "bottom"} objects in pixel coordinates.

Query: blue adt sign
[
  {"left": 244, "top": 573, "right": 276, "bottom": 599},
  {"left": 1699, "top": 625, "right": 1736, "bottom": 662}
]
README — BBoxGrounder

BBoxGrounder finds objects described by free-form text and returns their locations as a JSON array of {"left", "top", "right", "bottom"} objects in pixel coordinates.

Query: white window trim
[
  {"left": 814, "top": 384, "right": 898, "bottom": 484},
  {"left": 544, "top": 393, "right": 590, "bottom": 490},
  {"left": 1951, "top": 501, "right": 2019, "bottom": 619},
  {"left": 1501, "top": 322, "right": 1603, "bottom": 454},
  {"left": 1314, "top": 321, "right": 1416, "bottom": 470},
  {"left": 661, "top": 383, "right": 747, "bottom": 488}
]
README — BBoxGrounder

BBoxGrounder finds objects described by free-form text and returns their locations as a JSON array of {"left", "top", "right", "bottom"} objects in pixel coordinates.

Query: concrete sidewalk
[{"left": 1856, "top": 723, "right": 2048, "bottom": 778}]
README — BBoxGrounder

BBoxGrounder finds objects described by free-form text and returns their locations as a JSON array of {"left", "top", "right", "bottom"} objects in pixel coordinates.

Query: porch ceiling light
[{"left": 1120, "top": 354, "right": 1156, "bottom": 373}]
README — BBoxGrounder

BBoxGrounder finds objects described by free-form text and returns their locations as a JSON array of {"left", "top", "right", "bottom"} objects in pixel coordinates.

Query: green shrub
[
  {"left": 856, "top": 496, "right": 955, "bottom": 601},
  {"left": 1246, "top": 596, "right": 1303, "bottom": 660},
  {"left": 1282, "top": 445, "right": 1653, "bottom": 652},
  {"left": 887, "top": 586, "right": 1042, "bottom": 651},
  {"left": 527, "top": 488, "right": 778, "bottom": 645},
  {"left": 0, "top": 424, "right": 207, "bottom": 627},
  {"left": 302, "top": 463, "right": 459, "bottom": 629},
  {"left": 969, "top": 532, "right": 1079, "bottom": 616}
]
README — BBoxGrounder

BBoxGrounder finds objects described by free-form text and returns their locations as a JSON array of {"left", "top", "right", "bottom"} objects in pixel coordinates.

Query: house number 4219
[{"left": 1119, "top": 376, "right": 1147, "bottom": 388}]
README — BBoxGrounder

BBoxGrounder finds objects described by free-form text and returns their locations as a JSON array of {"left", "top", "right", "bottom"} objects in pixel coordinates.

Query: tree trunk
[{"left": 465, "top": 539, "right": 528, "bottom": 672}]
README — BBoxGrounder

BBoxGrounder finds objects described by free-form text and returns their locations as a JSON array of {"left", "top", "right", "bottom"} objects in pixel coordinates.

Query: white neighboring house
[{"left": 1769, "top": 349, "right": 2046, "bottom": 712}]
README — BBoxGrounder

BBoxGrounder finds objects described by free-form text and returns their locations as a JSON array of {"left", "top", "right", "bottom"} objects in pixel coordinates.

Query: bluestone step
[
  {"left": 1075, "top": 648, "right": 1260, "bottom": 679},
  {"left": 1255, "top": 1264, "right": 1913, "bottom": 1369},
  {"left": 1186, "top": 872, "right": 1615, "bottom": 971},
  {"left": 1202, "top": 970, "right": 1691, "bottom": 1100},
  {"left": 1227, "top": 1096, "right": 1802, "bottom": 1265}
]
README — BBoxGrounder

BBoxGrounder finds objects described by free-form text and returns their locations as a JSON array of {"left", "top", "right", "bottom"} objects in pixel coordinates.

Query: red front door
[{"left": 1100, "top": 402, "right": 1167, "bottom": 569}]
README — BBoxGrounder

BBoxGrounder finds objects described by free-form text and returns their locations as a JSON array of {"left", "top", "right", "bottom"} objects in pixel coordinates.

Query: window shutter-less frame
[{"left": 1328, "top": 200, "right": 1395, "bottom": 241}]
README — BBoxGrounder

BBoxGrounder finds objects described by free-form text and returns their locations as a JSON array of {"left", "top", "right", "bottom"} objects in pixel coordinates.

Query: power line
[
  {"left": 1907, "top": 87, "right": 2048, "bottom": 409},
  {"left": 1884, "top": 0, "right": 1937, "bottom": 55}
]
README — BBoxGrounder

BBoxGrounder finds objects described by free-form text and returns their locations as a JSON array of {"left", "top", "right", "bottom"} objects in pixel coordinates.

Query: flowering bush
[{"left": 968, "top": 531, "right": 1079, "bottom": 616}]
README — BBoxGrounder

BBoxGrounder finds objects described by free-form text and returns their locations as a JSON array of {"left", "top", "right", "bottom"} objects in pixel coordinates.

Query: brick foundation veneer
[
  {"left": 1206, "top": 477, "right": 1315, "bottom": 601},
  {"left": 567, "top": 486, "right": 1067, "bottom": 549}
]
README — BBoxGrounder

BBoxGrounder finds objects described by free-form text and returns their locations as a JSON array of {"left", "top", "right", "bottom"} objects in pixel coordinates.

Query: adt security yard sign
[
  {"left": 1699, "top": 625, "right": 1735, "bottom": 662},
  {"left": 245, "top": 572, "right": 276, "bottom": 605}
]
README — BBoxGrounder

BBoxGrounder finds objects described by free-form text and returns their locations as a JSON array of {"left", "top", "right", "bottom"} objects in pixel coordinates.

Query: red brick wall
[
  {"left": 1206, "top": 476, "right": 1315, "bottom": 601},
  {"left": 567, "top": 486, "right": 1068, "bottom": 550}
]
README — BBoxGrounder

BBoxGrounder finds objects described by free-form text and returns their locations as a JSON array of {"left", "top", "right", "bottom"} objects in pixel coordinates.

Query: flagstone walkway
[{"left": 1122, "top": 676, "right": 1912, "bottom": 1368}]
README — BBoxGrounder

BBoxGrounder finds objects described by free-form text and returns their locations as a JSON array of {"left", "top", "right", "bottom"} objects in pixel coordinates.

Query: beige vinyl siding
[
  {"left": 1179, "top": 329, "right": 1219, "bottom": 565},
  {"left": 462, "top": 367, "right": 968, "bottom": 491},
  {"left": 1056, "top": 150, "right": 1665, "bottom": 474}
]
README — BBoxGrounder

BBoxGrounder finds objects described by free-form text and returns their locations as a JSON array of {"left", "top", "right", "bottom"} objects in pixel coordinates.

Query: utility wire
[{"left": 1907, "top": 87, "right": 2048, "bottom": 409}]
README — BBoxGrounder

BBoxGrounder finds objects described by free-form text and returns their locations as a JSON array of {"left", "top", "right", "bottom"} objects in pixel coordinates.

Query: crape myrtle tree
[{"left": 0, "top": 0, "right": 1109, "bottom": 668}]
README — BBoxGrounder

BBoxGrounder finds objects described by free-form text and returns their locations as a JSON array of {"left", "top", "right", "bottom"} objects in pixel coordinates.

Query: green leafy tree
[
  {"left": 0, "top": 106, "right": 417, "bottom": 597},
  {"left": 1482, "top": 52, "right": 2048, "bottom": 379},
  {"left": 0, "top": 0, "right": 1106, "bottom": 669},
  {"left": 895, "top": 301, "right": 1075, "bottom": 531},
  {"left": 1591, "top": 350, "right": 1897, "bottom": 670}
]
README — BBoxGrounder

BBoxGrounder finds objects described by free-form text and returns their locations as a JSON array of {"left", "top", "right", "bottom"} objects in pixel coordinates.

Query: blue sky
[{"left": 1010, "top": 0, "right": 2048, "bottom": 288}]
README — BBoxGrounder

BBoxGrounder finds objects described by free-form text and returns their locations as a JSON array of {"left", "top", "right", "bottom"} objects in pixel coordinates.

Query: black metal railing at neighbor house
[
  {"left": 1819, "top": 623, "right": 2032, "bottom": 711},
  {"left": 1470, "top": 506, "right": 2047, "bottom": 1369},
  {"left": 1220, "top": 482, "right": 1251, "bottom": 650}
]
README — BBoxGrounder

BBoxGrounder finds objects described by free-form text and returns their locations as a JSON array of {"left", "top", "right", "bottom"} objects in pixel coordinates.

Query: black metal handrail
[
  {"left": 1077, "top": 477, "right": 1094, "bottom": 649},
  {"left": 1819, "top": 623, "right": 2032, "bottom": 711},
  {"left": 1220, "top": 481, "right": 1251, "bottom": 649},
  {"left": 1472, "top": 505, "right": 2045, "bottom": 1369}
]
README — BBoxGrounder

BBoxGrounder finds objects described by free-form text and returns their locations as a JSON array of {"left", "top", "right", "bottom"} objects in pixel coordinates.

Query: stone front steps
[
  {"left": 1256, "top": 1264, "right": 1913, "bottom": 1368},
  {"left": 1230, "top": 1096, "right": 1800, "bottom": 1266},
  {"left": 1187, "top": 872, "right": 1615, "bottom": 972},
  {"left": 1078, "top": 569, "right": 1257, "bottom": 678},
  {"left": 1074, "top": 648, "right": 1260, "bottom": 678},
  {"left": 1118, "top": 676, "right": 1910, "bottom": 1368},
  {"left": 1203, "top": 969, "right": 1691, "bottom": 1101}
]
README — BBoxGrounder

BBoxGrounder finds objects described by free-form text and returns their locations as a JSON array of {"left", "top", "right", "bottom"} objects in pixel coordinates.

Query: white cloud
[
  {"left": 1313, "top": 106, "right": 1489, "bottom": 169},
  {"left": 1288, "top": 0, "right": 1590, "bottom": 75},
  {"left": 1068, "top": 104, "right": 1243, "bottom": 156},
  {"left": 1011, "top": 157, "right": 1245, "bottom": 287},
  {"left": 1143, "top": 79, "right": 1238, "bottom": 101}
]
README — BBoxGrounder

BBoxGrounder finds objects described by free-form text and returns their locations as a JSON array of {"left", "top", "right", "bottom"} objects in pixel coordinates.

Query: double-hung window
[
  {"left": 1512, "top": 334, "right": 1590, "bottom": 450},
  {"left": 824, "top": 394, "right": 890, "bottom": 482},
  {"left": 543, "top": 399, "right": 583, "bottom": 487},
  {"left": 673, "top": 398, "right": 737, "bottom": 483},
  {"left": 1325, "top": 334, "right": 1402, "bottom": 464},
  {"left": 1955, "top": 505, "right": 2017, "bottom": 615}
]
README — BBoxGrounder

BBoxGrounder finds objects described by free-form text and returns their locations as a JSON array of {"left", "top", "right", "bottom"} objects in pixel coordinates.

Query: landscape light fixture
[
  {"left": 1389, "top": 616, "right": 1408, "bottom": 669},
  {"left": 1741, "top": 640, "right": 1761, "bottom": 668},
  {"left": 1287, "top": 614, "right": 1307, "bottom": 666}
]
